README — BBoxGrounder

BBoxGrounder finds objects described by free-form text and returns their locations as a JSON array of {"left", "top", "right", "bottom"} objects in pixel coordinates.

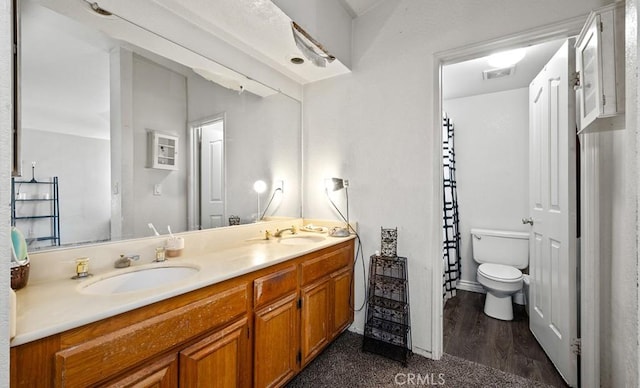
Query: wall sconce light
[{"left": 324, "top": 177, "right": 350, "bottom": 237}]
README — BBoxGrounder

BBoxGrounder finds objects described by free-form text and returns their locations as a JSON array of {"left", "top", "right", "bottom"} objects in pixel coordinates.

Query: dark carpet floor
[{"left": 286, "top": 331, "right": 554, "bottom": 388}]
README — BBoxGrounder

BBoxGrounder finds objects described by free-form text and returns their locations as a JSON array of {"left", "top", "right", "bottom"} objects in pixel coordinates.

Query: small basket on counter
[
  {"left": 11, "top": 227, "right": 31, "bottom": 290},
  {"left": 11, "top": 261, "right": 30, "bottom": 290}
]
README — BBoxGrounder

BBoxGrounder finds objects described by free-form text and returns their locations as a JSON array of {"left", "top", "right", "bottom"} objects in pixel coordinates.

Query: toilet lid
[{"left": 478, "top": 263, "right": 522, "bottom": 281}]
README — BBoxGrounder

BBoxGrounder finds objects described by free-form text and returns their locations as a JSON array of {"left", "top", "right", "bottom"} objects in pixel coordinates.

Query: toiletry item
[
  {"left": 11, "top": 227, "right": 29, "bottom": 266},
  {"left": 155, "top": 246, "right": 166, "bottom": 262},
  {"left": 329, "top": 226, "right": 350, "bottom": 237},
  {"left": 165, "top": 236, "right": 184, "bottom": 257},
  {"left": 72, "top": 257, "right": 91, "bottom": 279},
  {"left": 148, "top": 223, "right": 160, "bottom": 236}
]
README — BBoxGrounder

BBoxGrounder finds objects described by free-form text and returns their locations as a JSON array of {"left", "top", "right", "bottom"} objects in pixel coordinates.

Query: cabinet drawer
[
  {"left": 301, "top": 245, "right": 352, "bottom": 286},
  {"left": 55, "top": 284, "right": 248, "bottom": 387},
  {"left": 254, "top": 265, "right": 297, "bottom": 308}
]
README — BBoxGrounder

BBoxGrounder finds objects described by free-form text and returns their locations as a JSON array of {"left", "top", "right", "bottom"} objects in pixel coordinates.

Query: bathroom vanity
[{"left": 10, "top": 222, "right": 355, "bottom": 387}]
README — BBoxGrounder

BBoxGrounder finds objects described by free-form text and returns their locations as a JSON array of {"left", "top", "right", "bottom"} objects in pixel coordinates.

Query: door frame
[
  {"left": 431, "top": 14, "right": 592, "bottom": 385},
  {"left": 187, "top": 113, "right": 226, "bottom": 231}
]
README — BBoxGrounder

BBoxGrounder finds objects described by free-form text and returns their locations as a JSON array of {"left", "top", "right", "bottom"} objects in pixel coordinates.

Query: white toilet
[{"left": 471, "top": 228, "right": 529, "bottom": 321}]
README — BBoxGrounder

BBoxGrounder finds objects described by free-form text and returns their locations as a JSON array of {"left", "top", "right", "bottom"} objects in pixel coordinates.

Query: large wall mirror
[{"left": 16, "top": 0, "right": 302, "bottom": 251}]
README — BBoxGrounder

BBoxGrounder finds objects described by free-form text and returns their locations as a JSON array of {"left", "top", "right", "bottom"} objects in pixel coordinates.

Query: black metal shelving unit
[
  {"left": 363, "top": 254, "right": 411, "bottom": 365},
  {"left": 11, "top": 177, "right": 60, "bottom": 247}
]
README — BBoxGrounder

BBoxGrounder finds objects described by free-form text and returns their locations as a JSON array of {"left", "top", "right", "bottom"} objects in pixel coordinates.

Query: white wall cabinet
[
  {"left": 575, "top": 2, "right": 624, "bottom": 134},
  {"left": 147, "top": 130, "right": 179, "bottom": 170}
]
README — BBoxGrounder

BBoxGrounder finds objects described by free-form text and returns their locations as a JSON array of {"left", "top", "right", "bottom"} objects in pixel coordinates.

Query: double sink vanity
[{"left": 10, "top": 219, "right": 355, "bottom": 387}]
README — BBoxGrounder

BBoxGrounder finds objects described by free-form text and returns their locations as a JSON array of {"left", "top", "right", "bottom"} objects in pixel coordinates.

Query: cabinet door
[
  {"left": 102, "top": 353, "right": 178, "bottom": 388},
  {"left": 576, "top": 13, "right": 602, "bottom": 130},
  {"left": 300, "top": 278, "right": 330, "bottom": 366},
  {"left": 254, "top": 293, "right": 299, "bottom": 388},
  {"left": 331, "top": 266, "right": 353, "bottom": 338},
  {"left": 179, "top": 317, "right": 250, "bottom": 388}
]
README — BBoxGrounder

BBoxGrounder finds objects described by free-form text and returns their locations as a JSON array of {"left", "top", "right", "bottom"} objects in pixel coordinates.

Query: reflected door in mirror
[{"left": 200, "top": 119, "right": 225, "bottom": 229}]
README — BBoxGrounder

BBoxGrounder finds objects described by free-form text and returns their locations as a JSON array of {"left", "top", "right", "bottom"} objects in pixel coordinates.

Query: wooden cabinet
[
  {"left": 300, "top": 278, "right": 331, "bottom": 365},
  {"left": 102, "top": 353, "right": 178, "bottom": 388},
  {"left": 53, "top": 284, "right": 248, "bottom": 387},
  {"left": 180, "top": 318, "right": 250, "bottom": 388},
  {"left": 331, "top": 266, "right": 354, "bottom": 336},
  {"left": 10, "top": 239, "right": 355, "bottom": 388},
  {"left": 300, "top": 244, "right": 354, "bottom": 366},
  {"left": 254, "top": 294, "right": 299, "bottom": 387},
  {"left": 253, "top": 264, "right": 299, "bottom": 388},
  {"left": 575, "top": 2, "right": 624, "bottom": 133}
]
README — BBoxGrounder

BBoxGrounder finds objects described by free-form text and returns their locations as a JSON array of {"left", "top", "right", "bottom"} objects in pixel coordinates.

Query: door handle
[{"left": 522, "top": 217, "right": 534, "bottom": 225}]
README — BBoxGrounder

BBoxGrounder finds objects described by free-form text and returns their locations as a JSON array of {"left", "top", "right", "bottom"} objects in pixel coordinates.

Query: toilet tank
[{"left": 470, "top": 228, "right": 529, "bottom": 269}]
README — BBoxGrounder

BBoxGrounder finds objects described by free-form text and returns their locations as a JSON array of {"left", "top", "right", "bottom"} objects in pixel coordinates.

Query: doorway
[
  {"left": 188, "top": 114, "right": 226, "bottom": 230},
  {"left": 433, "top": 17, "right": 588, "bottom": 388}
]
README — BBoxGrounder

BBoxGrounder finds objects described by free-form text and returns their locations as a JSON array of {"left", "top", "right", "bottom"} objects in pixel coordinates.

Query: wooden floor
[{"left": 443, "top": 290, "right": 568, "bottom": 387}]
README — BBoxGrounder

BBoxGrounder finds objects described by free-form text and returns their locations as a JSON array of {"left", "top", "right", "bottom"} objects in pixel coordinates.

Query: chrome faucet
[
  {"left": 274, "top": 225, "right": 297, "bottom": 238},
  {"left": 115, "top": 254, "right": 140, "bottom": 268}
]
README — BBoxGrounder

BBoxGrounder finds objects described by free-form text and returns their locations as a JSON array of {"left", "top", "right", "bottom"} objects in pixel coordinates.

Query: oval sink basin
[
  {"left": 78, "top": 265, "right": 199, "bottom": 295},
  {"left": 278, "top": 235, "right": 326, "bottom": 245}
]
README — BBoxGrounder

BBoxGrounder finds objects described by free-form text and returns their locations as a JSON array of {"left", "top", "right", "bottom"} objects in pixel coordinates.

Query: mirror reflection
[{"left": 17, "top": 0, "right": 301, "bottom": 251}]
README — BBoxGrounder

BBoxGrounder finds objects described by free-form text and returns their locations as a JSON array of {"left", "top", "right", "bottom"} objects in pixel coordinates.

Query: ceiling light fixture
[
  {"left": 291, "top": 22, "right": 335, "bottom": 68},
  {"left": 487, "top": 48, "right": 526, "bottom": 68}
]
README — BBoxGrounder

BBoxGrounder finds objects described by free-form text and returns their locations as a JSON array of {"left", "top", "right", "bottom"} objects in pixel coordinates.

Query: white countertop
[{"left": 11, "top": 231, "right": 354, "bottom": 347}]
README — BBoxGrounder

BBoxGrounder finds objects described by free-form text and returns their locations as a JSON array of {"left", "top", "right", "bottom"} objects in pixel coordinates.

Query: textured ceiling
[
  {"left": 151, "top": 0, "right": 351, "bottom": 84},
  {"left": 341, "top": 0, "right": 385, "bottom": 17}
]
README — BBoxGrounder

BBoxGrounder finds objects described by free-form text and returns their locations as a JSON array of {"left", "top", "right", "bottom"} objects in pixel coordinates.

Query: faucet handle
[
  {"left": 291, "top": 225, "right": 297, "bottom": 234},
  {"left": 264, "top": 230, "right": 273, "bottom": 240}
]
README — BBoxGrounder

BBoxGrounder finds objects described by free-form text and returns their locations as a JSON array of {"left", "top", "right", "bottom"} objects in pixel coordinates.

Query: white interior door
[
  {"left": 528, "top": 40, "right": 578, "bottom": 387},
  {"left": 200, "top": 120, "right": 225, "bottom": 228}
]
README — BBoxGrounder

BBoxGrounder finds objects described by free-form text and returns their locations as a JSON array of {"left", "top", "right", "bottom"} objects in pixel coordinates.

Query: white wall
[
  {"left": 443, "top": 88, "right": 530, "bottom": 285},
  {"left": 20, "top": 129, "right": 110, "bottom": 247},
  {"left": 303, "top": 0, "right": 608, "bottom": 358},
  {"left": 600, "top": 0, "right": 640, "bottom": 384},
  {"left": 187, "top": 75, "right": 302, "bottom": 224},
  {"left": 131, "top": 54, "right": 188, "bottom": 238}
]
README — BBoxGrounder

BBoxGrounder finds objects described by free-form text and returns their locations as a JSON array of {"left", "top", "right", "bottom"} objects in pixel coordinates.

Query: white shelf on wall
[
  {"left": 147, "top": 130, "right": 179, "bottom": 170},
  {"left": 575, "top": 2, "right": 624, "bottom": 134}
]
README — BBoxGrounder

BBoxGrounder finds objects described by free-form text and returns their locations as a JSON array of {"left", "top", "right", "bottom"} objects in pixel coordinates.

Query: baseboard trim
[
  {"left": 456, "top": 280, "right": 485, "bottom": 294},
  {"left": 412, "top": 346, "right": 433, "bottom": 359}
]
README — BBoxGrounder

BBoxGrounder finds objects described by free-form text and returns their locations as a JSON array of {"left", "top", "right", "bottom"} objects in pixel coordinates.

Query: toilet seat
[{"left": 478, "top": 263, "right": 522, "bottom": 282}]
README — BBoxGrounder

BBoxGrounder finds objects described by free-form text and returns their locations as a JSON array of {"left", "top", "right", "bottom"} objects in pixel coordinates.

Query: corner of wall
[{"left": 1, "top": 0, "right": 13, "bottom": 384}]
